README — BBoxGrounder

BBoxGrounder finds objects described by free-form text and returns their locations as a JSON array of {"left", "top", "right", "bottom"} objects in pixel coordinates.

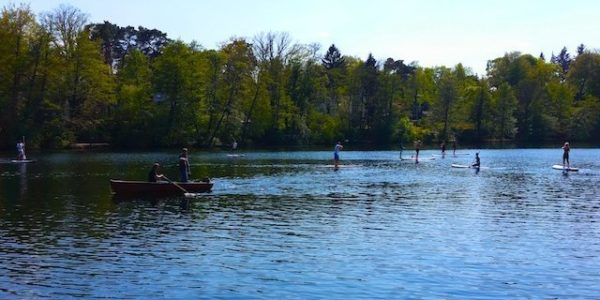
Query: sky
[{"left": 13, "top": 0, "right": 600, "bottom": 75}]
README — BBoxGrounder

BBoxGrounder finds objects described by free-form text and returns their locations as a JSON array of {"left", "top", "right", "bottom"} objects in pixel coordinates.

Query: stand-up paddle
[
  {"left": 556, "top": 142, "right": 578, "bottom": 172},
  {"left": 163, "top": 176, "right": 194, "bottom": 197}
]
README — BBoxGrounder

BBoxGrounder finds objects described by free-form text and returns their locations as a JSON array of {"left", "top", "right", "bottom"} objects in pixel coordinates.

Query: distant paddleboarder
[
  {"left": 16, "top": 140, "right": 26, "bottom": 160},
  {"left": 414, "top": 140, "right": 421, "bottom": 163},
  {"left": 440, "top": 141, "right": 446, "bottom": 157},
  {"left": 334, "top": 141, "right": 343, "bottom": 168},
  {"left": 452, "top": 140, "right": 457, "bottom": 156},
  {"left": 553, "top": 143, "right": 578, "bottom": 172},
  {"left": 472, "top": 152, "right": 480, "bottom": 168},
  {"left": 562, "top": 142, "right": 570, "bottom": 169}
]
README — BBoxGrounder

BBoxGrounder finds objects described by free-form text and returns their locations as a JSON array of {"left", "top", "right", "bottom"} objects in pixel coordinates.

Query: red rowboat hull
[{"left": 110, "top": 179, "right": 213, "bottom": 196}]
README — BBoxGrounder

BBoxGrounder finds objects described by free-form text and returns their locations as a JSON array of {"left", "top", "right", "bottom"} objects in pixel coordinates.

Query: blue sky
[{"left": 17, "top": 0, "right": 600, "bottom": 74}]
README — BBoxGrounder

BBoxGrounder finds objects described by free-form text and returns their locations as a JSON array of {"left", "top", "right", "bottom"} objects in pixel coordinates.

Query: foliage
[{"left": 1, "top": 3, "right": 599, "bottom": 149}]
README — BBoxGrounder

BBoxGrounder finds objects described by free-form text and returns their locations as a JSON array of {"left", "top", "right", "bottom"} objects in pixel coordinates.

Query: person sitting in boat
[
  {"left": 179, "top": 148, "right": 191, "bottom": 182},
  {"left": 562, "top": 142, "right": 570, "bottom": 169},
  {"left": 148, "top": 163, "right": 165, "bottom": 182},
  {"left": 472, "top": 152, "right": 480, "bottom": 168},
  {"left": 16, "top": 141, "right": 26, "bottom": 160}
]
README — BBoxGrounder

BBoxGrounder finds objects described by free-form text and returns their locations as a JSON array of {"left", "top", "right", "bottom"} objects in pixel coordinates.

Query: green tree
[
  {"left": 0, "top": 3, "right": 36, "bottom": 147},
  {"left": 381, "top": 58, "right": 417, "bottom": 143},
  {"left": 569, "top": 95, "right": 600, "bottom": 141},
  {"left": 432, "top": 67, "right": 458, "bottom": 142},
  {"left": 568, "top": 52, "right": 600, "bottom": 101},
  {"left": 207, "top": 38, "right": 255, "bottom": 147},
  {"left": 43, "top": 4, "right": 88, "bottom": 131},
  {"left": 152, "top": 41, "right": 202, "bottom": 145},
  {"left": 347, "top": 54, "right": 380, "bottom": 141},
  {"left": 70, "top": 29, "right": 116, "bottom": 142},
  {"left": 550, "top": 46, "right": 571, "bottom": 81},
  {"left": 465, "top": 78, "right": 492, "bottom": 142},
  {"left": 88, "top": 21, "right": 170, "bottom": 72},
  {"left": 545, "top": 81, "right": 574, "bottom": 139},
  {"left": 253, "top": 31, "right": 303, "bottom": 143},
  {"left": 491, "top": 83, "right": 517, "bottom": 140},
  {"left": 113, "top": 49, "right": 155, "bottom": 147},
  {"left": 488, "top": 53, "right": 555, "bottom": 142},
  {"left": 322, "top": 44, "right": 346, "bottom": 115},
  {"left": 19, "top": 16, "right": 54, "bottom": 148}
]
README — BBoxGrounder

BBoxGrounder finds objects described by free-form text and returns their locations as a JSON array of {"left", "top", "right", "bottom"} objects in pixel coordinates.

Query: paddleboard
[
  {"left": 451, "top": 164, "right": 487, "bottom": 169},
  {"left": 226, "top": 154, "right": 245, "bottom": 157},
  {"left": 318, "top": 164, "right": 359, "bottom": 168},
  {"left": 552, "top": 165, "right": 579, "bottom": 172},
  {"left": 400, "top": 156, "right": 435, "bottom": 161},
  {"left": 434, "top": 153, "right": 470, "bottom": 157},
  {"left": 451, "top": 164, "right": 471, "bottom": 168},
  {"left": 8, "top": 159, "right": 36, "bottom": 163}
]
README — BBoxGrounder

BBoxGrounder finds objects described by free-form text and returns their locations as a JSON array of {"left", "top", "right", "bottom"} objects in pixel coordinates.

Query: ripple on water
[{"left": 1, "top": 149, "right": 600, "bottom": 298}]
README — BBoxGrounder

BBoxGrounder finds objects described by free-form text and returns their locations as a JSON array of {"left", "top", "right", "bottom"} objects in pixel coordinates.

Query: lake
[{"left": 1, "top": 148, "right": 599, "bottom": 299}]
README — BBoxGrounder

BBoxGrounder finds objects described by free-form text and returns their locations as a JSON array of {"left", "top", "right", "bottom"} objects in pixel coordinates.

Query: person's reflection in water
[
  {"left": 18, "top": 163, "right": 27, "bottom": 197},
  {"left": 180, "top": 198, "right": 191, "bottom": 211}
]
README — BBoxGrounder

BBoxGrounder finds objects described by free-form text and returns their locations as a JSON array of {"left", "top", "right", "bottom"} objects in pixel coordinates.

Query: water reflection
[
  {"left": 17, "top": 162, "right": 27, "bottom": 197},
  {"left": 0, "top": 149, "right": 599, "bottom": 299}
]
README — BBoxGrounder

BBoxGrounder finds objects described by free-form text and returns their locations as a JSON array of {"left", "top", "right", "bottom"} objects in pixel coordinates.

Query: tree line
[{"left": 1, "top": 3, "right": 600, "bottom": 150}]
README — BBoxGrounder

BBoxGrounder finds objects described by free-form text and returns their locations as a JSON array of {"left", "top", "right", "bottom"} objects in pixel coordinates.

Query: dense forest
[{"left": 1, "top": 3, "right": 600, "bottom": 150}]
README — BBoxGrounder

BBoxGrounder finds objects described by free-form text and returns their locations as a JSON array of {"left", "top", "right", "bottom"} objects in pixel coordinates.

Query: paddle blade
[{"left": 184, "top": 192, "right": 206, "bottom": 198}]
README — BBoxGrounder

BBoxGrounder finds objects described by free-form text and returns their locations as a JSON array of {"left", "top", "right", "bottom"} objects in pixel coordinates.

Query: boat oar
[{"left": 163, "top": 176, "right": 193, "bottom": 197}]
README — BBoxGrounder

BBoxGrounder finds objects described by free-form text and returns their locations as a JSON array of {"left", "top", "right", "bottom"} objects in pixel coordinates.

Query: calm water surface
[{"left": 1, "top": 149, "right": 600, "bottom": 299}]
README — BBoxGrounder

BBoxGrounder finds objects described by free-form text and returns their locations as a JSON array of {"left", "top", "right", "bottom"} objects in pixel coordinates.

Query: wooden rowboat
[{"left": 110, "top": 179, "right": 213, "bottom": 196}]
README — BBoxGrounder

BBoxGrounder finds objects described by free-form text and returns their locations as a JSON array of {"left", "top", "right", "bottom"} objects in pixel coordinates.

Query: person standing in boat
[
  {"left": 334, "top": 141, "right": 343, "bottom": 168},
  {"left": 562, "top": 142, "right": 570, "bottom": 169},
  {"left": 179, "top": 148, "right": 191, "bottom": 182},
  {"left": 16, "top": 140, "right": 26, "bottom": 160},
  {"left": 148, "top": 163, "right": 165, "bottom": 182}
]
